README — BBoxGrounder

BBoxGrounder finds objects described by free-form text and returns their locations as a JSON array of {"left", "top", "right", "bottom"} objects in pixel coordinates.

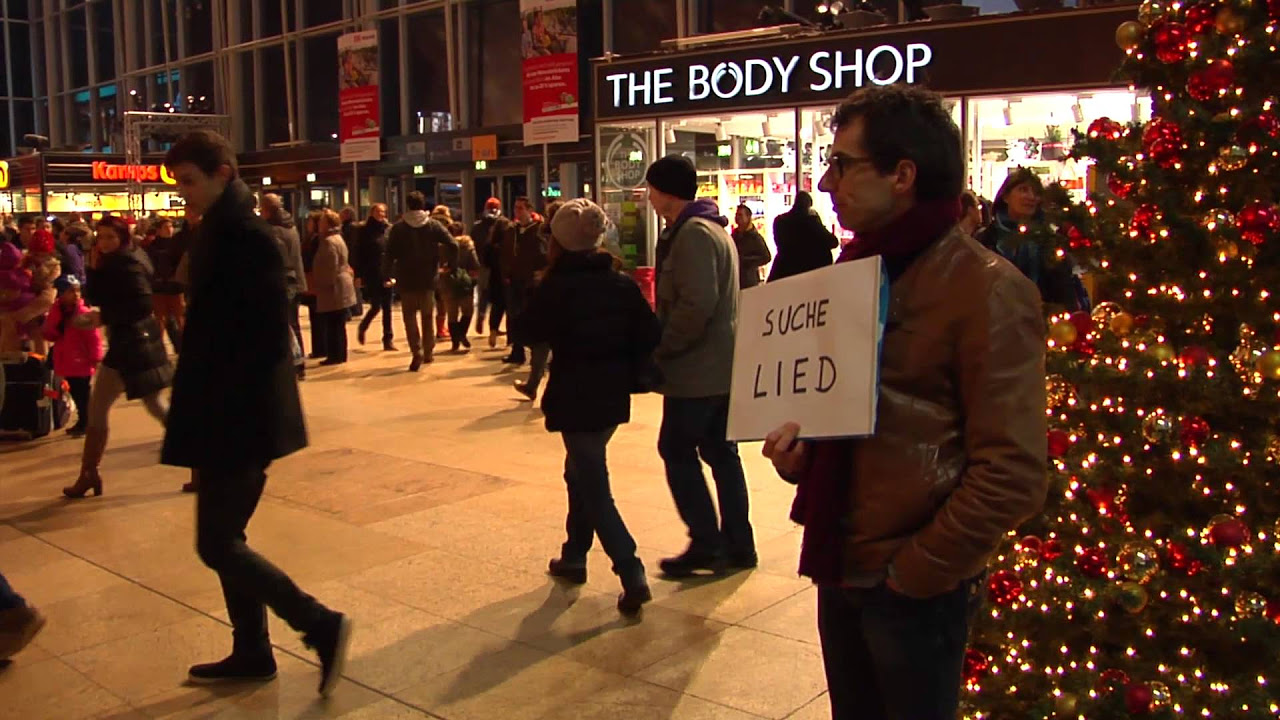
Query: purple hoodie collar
[{"left": 669, "top": 198, "right": 728, "bottom": 235}]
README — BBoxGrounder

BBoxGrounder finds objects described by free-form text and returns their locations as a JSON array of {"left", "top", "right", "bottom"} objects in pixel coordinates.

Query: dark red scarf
[{"left": 790, "top": 197, "right": 961, "bottom": 585}]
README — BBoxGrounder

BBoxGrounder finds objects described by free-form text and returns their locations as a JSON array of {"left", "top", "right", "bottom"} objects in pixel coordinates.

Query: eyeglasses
[{"left": 824, "top": 151, "right": 876, "bottom": 179}]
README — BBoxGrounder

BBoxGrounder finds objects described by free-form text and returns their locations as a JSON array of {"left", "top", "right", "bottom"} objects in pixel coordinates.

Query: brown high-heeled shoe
[{"left": 63, "top": 468, "right": 103, "bottom": 498}]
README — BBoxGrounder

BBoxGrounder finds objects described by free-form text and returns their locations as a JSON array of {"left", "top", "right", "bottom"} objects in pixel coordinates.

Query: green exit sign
[
  {"left": 717, "top": 144, "right": 731, "bottom": 157},
  {"left": 413, "top": 164, "right": 424, "bottom": 175},
  {"left": 744, "top": 139, "right": 761, "bottom": 155},
  {"left": 475, "top": 160, "right": 488, "bottom": 170}
]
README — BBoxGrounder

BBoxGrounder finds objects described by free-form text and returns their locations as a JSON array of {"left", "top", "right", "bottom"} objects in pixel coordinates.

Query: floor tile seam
[
  {"left": 613, "top": 671, "right": 779, "bottom": 720},
  {"left": 781, "top": 691, "right": 832, "bottom": 719},
  {"left": 11, "top": 654, "right": 132, "bottom": 710},
  {"left": 15, "top": 528, "right": 445, "bottom": 718}
]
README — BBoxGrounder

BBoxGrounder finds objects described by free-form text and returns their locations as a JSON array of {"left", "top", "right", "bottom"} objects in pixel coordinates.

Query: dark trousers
[
  {"left": 196, "top": 464, "right": 331, "bottom": 657},
  {"left": 657, "top": 394, "right": 754, "bottom": 557},
  {"left": 817, "top": 577, "right": 984, "bottom": 720},
  {"left": 321, "top": 310, "right": 348, "bottom": 362},
  {"left": 304, "top": 296, "right": 326, "bottom": 358},
  {"left": 476, "top": 268, "right": 492, "bottom": 329},
  {"left": 526, "top": 344, "right": 550, "bottom": 392},
  {"left": 66, "top": 375, "right": 91, "bottom": 431},
  {"left": 359, "top": 287, "right": 394, "bottom": 344},
  {"left": 488, "top": 278, "right": 507, "bottom": 334},
  {"left": 560, "top": 428, "right": 643, "bottom": 581},
  {"left": 505, "top": 281, "right": 529, "bottom": 361},
  {"left": 0, "top": 571, "right": 25, "bottom": 610},
  {"left": 287, "top": 296, "right": 303, "bottom": 357}
]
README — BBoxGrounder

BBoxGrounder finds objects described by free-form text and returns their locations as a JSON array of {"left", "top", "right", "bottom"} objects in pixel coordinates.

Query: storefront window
[
  {"left": 69, "top": 6, "right": 89, "bottom": 89},
  {"left": 93, "top": 0, "right": 114, "bottom": 81},
  {"left": 966, "top": 90, "right": 1152, "bottom": 204},
  {"left": 659, "top": 109, "right": 797, "bottom": 274},
  {"left": 598, "top": 121, "right": 655, "bottom": 268},
  {"left": 303, "top": 33, "right": 340, "bottom": 142}
]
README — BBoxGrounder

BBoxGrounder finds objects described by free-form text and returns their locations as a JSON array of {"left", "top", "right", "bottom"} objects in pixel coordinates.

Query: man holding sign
[{"left": 762, "top": 85, "right": 1047, "bottom": 720}]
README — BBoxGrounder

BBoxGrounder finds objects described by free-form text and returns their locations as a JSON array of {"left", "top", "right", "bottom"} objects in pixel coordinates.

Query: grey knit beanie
[{"left": 550, "top": 198, "right": 609, "bottom": 253}]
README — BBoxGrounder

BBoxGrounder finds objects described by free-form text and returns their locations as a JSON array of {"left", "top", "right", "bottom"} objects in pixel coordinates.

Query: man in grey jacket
[
  {"left": 383, "top": 191, "right": 456, "bottom": 371},
  {"left": 646, "top": 155, "right": 756, "bottom": 578},
  {"left": 260, "top": 194, "right": 307, "bottom": 366}
]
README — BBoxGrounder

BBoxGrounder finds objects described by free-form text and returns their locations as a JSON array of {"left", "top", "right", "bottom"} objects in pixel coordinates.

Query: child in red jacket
[{"left": 43, "top": 275, "right": 103, "bottom": 437}]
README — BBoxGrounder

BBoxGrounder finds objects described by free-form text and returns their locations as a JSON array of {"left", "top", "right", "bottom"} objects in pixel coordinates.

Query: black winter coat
[
  {"left": 471, "top": 214, "right": 499, "bottom": 258},
  {"left": 85, "top": 247, "right": 172, "bottom": 398},
  {"left": 161, "top": 179, "right": 307, "bottom": 469},
  {"left": 768, "top": 208, "right": 838, "bottom": 282},
  {"left": 513, "top": 251, "right": 662, "bottom": 433},
  {"left": 145, "top": 232, "right": 188, "bottom": 295},
  {"left": 353, "top": 219, "right": 390, "bottom": 288}
]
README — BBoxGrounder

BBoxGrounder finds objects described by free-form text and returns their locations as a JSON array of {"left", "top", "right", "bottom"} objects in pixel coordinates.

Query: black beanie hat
[{"left": 645, "top": 155, "right": 698, "bottom": 202}]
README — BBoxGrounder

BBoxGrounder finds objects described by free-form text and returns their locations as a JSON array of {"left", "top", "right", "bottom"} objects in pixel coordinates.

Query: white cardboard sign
[{"left": 727, "top": 257, "right": 884, "bottom": 442}]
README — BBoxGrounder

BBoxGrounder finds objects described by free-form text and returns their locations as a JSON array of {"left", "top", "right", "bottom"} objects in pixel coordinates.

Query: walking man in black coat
[{"left": 161, "top": 130, "right": 351, "bottom": 696}]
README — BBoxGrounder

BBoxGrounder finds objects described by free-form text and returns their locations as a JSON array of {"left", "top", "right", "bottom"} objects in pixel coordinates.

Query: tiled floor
[{"left": 0, "top": 315, "right": 829, "bottom": 720}]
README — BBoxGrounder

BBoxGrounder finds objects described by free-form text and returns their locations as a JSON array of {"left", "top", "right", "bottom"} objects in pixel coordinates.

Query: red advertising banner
[
  {"left": 521, "top": 0, "right": 579, "bottom": 146},
  {"left": 338, "top": 31, "right": 381, "bottom": 163}
]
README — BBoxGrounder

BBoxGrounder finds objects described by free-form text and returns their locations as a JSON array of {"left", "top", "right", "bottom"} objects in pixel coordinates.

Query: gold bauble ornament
[
  {"left": 1148, "top": 681, "right": 1173, "bottom": 710},
  {"left": 1054, "top": 692, "right": 1079, "bottom": 716},
  {"left": 1110, "top": 311, "right": 1136, "bottom": 337},
  {"left": 1118, "top": 581, "right": 1150, "bottom": 613},
  {"left": 1257, "top": 350, "right": 1280, "bottom": 379},
  {"left": 1116, "top": 20, "right": 1146, "bottom": 50},
  {"left": 1203, "top": 207, "right": 1235, "bottom": 231},
  {"left": 1142, "top": 412, "right": 1176, "bottom": 443},
  {"left": 1218, "top": 145, "right": 1249, "bottom": 171},
  {"left": 1046, "top": 375, "right": 1078, "bottom": 408},
  {"left": 1265, "top": 434, "right": 1280, "bottom": 462},
  {"left": 1150, "top": 342, "right": 1176, "bottom": 363},
  {"left": 1231, "top": 324, "right": 1265, "bottom": 385},
  {"left": 1138, "top": 0, "right": 1169, "bottom": 25},
  {"left": 1217, "top": 240, "right": 1241, "bottom": 259},
  {"left": 1118, "top": 541, "right": 1160, "bottom": 583},
  {"left": 1049, "top": 320, "right": 1079, "bottom": 346},
  {"left": 1091, "top": 301, "right": 1124, "bottom": 328},
  {"left": 1216, "top": 6, "right": 1247, "bottom": 34},
  {"left": 1235, "top": 591, "right": 1268, "bottom": 617}
]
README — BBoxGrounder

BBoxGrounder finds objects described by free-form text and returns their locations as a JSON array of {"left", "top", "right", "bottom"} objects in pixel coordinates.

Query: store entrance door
[{"left": 472, "top": 172, "right": 531, "bottom": 219}]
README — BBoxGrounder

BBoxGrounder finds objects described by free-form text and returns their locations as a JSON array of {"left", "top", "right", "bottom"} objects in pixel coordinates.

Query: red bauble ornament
[
  {"left": 1164, "top": 541, "right": 1191, "bottom": 573},
  {"left": 1071, "top": 337, "right": 1097, "bottom": 357},
  {"left": 1142, "top": 118, "right": 1183, "bottom": 148},
  {"left": 1048, "top": 429, "right": 1072, "bottom": 459},
  {"left": 1020, "top": 535, "right": 1043, "bottom": 554},
  {"left": 1209, "top": 517, "right": 1249, "bottom": 547},
  {"left": 1087, "top": 117, "right": 1125, "bottom": 140},
  {"left": 1069, "top": 310, "right": 1095, "bottom": 336},
  {"left": 1085, "top": 486, "right": 1119, "bottom": 513},
  {"left": 1266, "top": 597, "right": 1280, "bottom": 623},
  {"left": 1107, "top": 172, "right": 1136, "bottom": 199},
  {"left": 1041, "top": 539, "right": 1064, "bottom": 561},
  {"left": 1188, "top": 59, "right": 1236, "bottom": 102},
  {"left": 1126, "top": 683, "right": 1155, "bottom": 714},
  {"left": 1187, "top": 559, "right": 1204, "bottom": 576},
  {"left": 1148, "top": 137, "right": 1185, "bottom": 169},
  {"left": 1179, "top": 416, "right": 1210, "bottom": 446},
  {"left": 963, "top": 649, "right": 990, "bottom": 682},
  {"left": 986, "top": 570, "right": 1023, "bottom": 606},
  {"left": 1077, "top": 546, "right": 1110, "bottom": 578},
  {"left": 1066, "top": 224, "right": 1093, "bottom": 249},
  {"left": 1179, "top": 345, "right": 1211, "bottom": 367},
  {"left": 1186, "top": 2, "right": 1218, "bottom": 33},
  {"left": 1130, "top": 203, "right": 1162, "bottom": 238},
  {"left": 1152, "top": 21, "right": 1190, "bottom": 63},
  {"left": 1099, "top": 668, "right": 1131, "bottom": 693},
  {"left": 1238, "top": 110, "right": 1280, "bottom": 143},
  {"left": 1236, "top": 200, "right": 1280, "bottom": 245}
]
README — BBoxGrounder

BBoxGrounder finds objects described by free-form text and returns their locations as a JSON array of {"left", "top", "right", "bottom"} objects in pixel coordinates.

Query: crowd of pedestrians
[{"left": 0, "top": 84, "right": 1072, "bottom": 720}]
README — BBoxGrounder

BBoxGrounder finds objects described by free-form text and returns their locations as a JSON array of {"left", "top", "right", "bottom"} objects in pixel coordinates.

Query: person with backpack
[
  {"left": 382, "top": 191, "right": 456, "bottom": 371},
  {"left": 441, "top": 232, "right": 479, "bottom": 353}
]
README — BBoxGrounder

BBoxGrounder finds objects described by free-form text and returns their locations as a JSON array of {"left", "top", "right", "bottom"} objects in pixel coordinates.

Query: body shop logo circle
[{"left": 604, "top": 132, "right": 648, "bottom": 190}]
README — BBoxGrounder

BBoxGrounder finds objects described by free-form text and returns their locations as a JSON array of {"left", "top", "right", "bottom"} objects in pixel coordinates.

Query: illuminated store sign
[{"left": 90, "top": 162, "right": 178, "bottom": 185}]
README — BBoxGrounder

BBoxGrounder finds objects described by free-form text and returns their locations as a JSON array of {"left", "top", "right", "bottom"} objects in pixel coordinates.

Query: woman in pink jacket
[{"left": 42, "top": 275, "right": 103, "bottom": 437}]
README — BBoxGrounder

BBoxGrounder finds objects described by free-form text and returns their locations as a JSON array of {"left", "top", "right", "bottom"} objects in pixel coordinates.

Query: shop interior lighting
[
  {"left": 305, "top": 173, "right": 317, "bottom": 182},
  {"left": 762, "top": 121, "right": 772, "bottom": 138},
  {"left": 716, "top": 123, "right": 730, "bottom": 142},
  {"left": 1072, "top": 103, "right": 1085, "bottom": 123},
  {"left": 1131, "top": 102, "right": 1142, "bottom": 123},
  {"left": 665, "top": 126, "right": 678, "bottom": 145},
  {"left": 262, "top": 176, "right": 272, "bottom": 186},
  {"left": 1002, "top": 103, "right": 1014, "bottom": 126}
]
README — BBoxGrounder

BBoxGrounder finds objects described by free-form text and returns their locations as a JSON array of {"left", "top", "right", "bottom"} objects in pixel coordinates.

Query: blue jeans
[
  {"left": 560, "top": 428, "right": 643, "bottom": 582},
  {"left": 0, "top": 571, "right": 26, "bottom": 610},
  {"left": 657, "top": 395, "right": 754, "bottom": 557},
  {"left": 817, "top": 576, "right": 985, "bottom": 720}
]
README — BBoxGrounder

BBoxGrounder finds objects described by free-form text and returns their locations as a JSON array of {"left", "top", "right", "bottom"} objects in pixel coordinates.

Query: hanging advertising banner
[
  {"left": 338, "top": 30, "right": 381, "bottom": 163},
  {"left": 520, "top": 0, "right": 580, "bottom": 146}
]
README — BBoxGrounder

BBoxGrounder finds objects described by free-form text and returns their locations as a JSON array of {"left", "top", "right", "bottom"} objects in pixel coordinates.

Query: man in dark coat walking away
[
  {"left": 354, "top": 205, "right": 395, "bottom": 350},
  {"left": 383, "top": 191, "right": 456, "bottom": 371},
  {"left": 260, "top": 194, "right": 307, "bottom": 367},
  {"left": 768, "top": 191, "right": 839, "bottom": 282},
  {"left": 161, "top": 130, "right": 351, "bottom": 696}
]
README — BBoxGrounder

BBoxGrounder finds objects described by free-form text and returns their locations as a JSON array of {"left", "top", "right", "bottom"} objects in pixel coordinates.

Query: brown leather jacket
[{"left": 844, "top": 227, "right": 1048, "bottom": 597}]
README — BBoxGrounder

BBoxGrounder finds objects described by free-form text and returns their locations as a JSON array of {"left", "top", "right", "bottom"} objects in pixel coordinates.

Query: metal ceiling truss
[{"left": 123, "top": 111, "right": 232, "bottom": 215}]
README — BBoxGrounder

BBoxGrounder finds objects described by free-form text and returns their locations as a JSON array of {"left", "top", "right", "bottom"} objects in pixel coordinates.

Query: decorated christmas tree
[{"left": 962, "top": 2, "right": 1280, "bottom": 718}]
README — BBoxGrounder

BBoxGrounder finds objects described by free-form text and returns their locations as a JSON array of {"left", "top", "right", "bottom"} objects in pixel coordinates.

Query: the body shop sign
[
  {"left": 593, "top": 8, "right": 1132, "bottom": 120},
  {"left": 604, "top": 44, "right": 931, "bottom": 110}
]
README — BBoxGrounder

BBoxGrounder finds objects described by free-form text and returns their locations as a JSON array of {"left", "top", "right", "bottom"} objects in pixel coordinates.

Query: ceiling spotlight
[
  {"left": 1072, "top": 103, "right": 1085, "bottom": 123},
  {"left": 830, "top": 1, "right": 845, "bottom": 13},
  {"left": 1002, "top": 103, "right": 1013, "bottom": 126},
  {"left": 817, "top": 2, "right": 829, "bottom": 12},
  {"left": 331, "top": 133, "right": 338, "bottom": 139},
  {"left": 664, "top": 127, "right": 677, "bottom": 145},
  {"left": 716, "top": 123, "right": 729, "bottom": 142}
]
